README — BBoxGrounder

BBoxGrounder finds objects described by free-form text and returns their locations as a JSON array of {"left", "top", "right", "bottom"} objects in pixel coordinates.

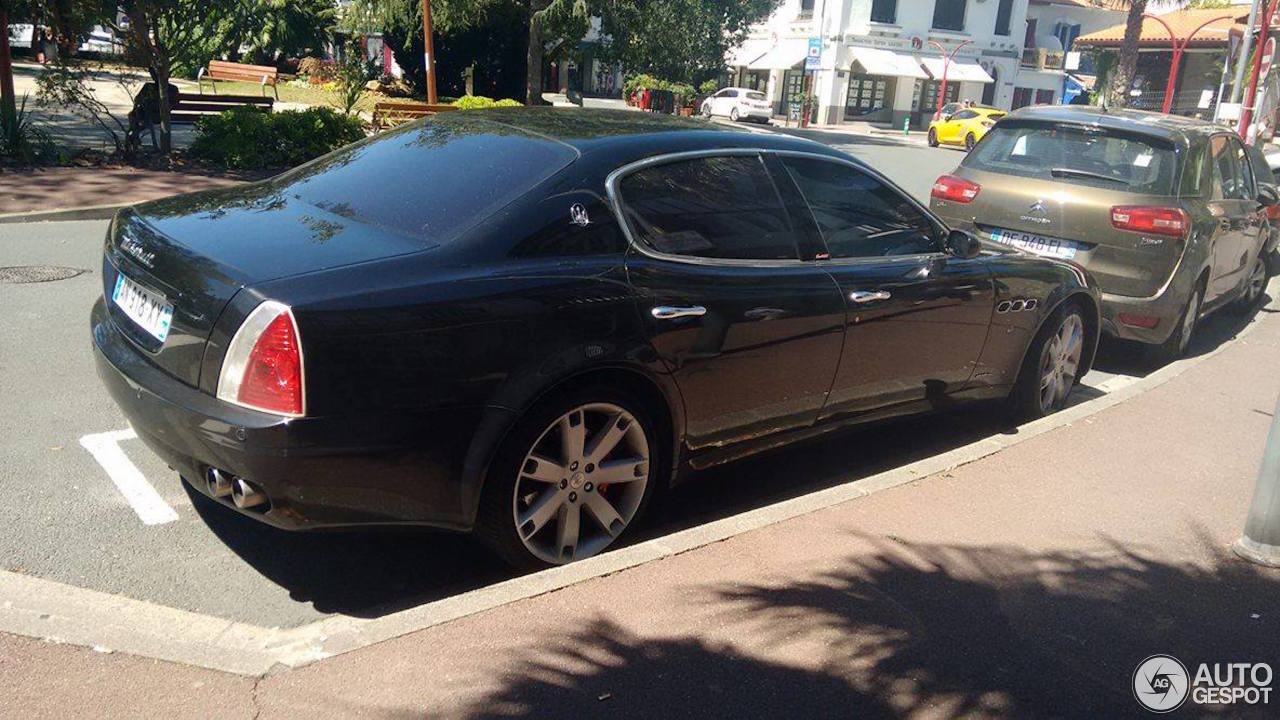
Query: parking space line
[{"left": 78, "top": 428, "right": 179, "bottom": 526}]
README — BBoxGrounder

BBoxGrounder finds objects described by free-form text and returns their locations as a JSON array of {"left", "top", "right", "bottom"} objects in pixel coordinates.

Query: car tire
[
  {"left": 730, "top": 107, "right": 740, "bottom": 122},
  {"left": 1148, "top": 283, "right": 1202, "bottom": 365},
  {"left": 964, "top": 133, "right": 977, "bottom": 152},
  {"left": 702, "top": 103, "right": 712, "bottom": 118},
  {"left": 927, "top": 128, "right": 939, "bottom": 147},
  {"left": 474, "top": 385, "right": 662, "bottom": 569},
  {"left": 1234, "top": 251, "right": 1270, "bottom": 312},
  {"left": 1010, "top": 302, "right": 1087, "bottom": 421}
]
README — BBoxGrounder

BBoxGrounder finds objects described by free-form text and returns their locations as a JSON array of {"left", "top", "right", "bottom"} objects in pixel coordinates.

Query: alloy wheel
[
  {"left": 965, "top": 133, "right": 976, "bottom": 151},
  {"left": 512, "top": 402, "right": 650, "bottom": 564},
  {"left": 1038, "top": 312, "right": 1084, "bottom": 413}
]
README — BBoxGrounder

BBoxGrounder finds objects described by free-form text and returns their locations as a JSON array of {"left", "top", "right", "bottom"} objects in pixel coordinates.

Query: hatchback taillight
[
  {"left": 216, "top": 301, "right": 305, "bottom": 417},
  {"left": 931, "top": 175, "right": 981, "bottom": 204},
  {"left": 1110, "top": 206, "right": 1190, "bottom": 237}
]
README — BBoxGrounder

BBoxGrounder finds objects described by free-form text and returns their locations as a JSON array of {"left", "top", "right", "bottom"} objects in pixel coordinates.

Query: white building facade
[
  {"left": 1015, "top": 0, "right": 1125, "bottom": 109},
  {"left": 728, "top": 0, "right": 1031, "bottom": 128}
]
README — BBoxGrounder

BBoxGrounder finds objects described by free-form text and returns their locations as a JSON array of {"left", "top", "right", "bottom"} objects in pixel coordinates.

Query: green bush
[
  {"left": 667, "top": 82, "right": 696, "bottom": 108},
  {"left": 452, "top": 96, "right": 524, "bottom": 110},
  {"left": 188, "top": 106, "right": 365, "bottom": 170},
  {"left": 699, "top": 79, "right": 719, "bottom": 95},
  {"left": 623, "top": 73, "right": 663, "bottom": 99}
]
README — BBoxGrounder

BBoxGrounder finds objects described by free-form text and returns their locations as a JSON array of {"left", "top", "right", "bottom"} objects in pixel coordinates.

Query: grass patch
[{"left": 195, "top": 79, "right": 427, "bottom": 113}]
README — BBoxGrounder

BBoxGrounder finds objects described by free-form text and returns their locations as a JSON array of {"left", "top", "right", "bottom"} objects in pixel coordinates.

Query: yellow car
[{"left": 927, "top": 106, "right": 1006, "bottom": 151}]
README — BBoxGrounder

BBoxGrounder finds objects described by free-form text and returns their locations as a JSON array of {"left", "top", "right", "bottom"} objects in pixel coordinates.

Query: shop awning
[
  {"left": 726, "top": 39, "right": 770, "bottom": 67},
  {"left": 846, "top": 46, "right": 928, "bottom": 79},
  {"left": 749, "top": 39, "right": 809, "bottom": 70},
  {"left": 919, "top": 57, "right": 994, "bottom": 83}
]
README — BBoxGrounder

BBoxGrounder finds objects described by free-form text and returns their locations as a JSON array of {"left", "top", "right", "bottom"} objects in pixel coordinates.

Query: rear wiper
[{"left": 1050, "top": 167, "right": 1131, "bottom": 186}]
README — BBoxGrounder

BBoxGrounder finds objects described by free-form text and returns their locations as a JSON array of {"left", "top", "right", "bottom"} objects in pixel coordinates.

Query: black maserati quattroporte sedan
[{"left": 92, "top": 109, "right": 1099, "bottom": 567}]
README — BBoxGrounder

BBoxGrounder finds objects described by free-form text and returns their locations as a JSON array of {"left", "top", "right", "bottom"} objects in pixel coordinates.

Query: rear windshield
[
  {"left": 746, "top": 91, "right": 766, "bottom": 101},
  {"left": 963, "top": 122, "right": 1179, "bottom": 195},
  {"left": 274, "top": 116, "right": 577, "bottom": 241}
]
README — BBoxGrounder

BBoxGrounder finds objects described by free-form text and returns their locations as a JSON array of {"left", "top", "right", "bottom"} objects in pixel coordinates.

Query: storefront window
[
  {"left": 780, "top": 70, "right": 807, "bottom": 115},
  {"left": 845, "top": 74, "right": 892, "bottom": 119},
  {"left": 916, "top": 80, "right": 960, "bottom": 113},
  {"left": 744, "top": 70, "right": 769, "bottom": 92}
]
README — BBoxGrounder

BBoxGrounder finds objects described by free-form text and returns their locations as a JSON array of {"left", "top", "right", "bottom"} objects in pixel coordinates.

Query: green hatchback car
[{"left": 930, "top": 106, "right": 1275, "bottom": 361}]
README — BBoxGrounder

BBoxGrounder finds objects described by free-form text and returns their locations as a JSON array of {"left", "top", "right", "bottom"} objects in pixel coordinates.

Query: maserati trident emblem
[
  {"left": 119, "top": 235, "right": 155, "bottom": 268},
  {"left": 569, "top": 203, "right": 591, "bottom": 227}
]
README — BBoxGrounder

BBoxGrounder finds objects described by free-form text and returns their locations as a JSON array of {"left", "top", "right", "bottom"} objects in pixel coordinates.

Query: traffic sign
[{"left": 805, "top": 38, "right": 821, "bottom": 70}]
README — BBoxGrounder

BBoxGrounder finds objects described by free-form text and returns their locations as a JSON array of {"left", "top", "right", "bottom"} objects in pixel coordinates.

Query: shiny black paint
[{"left": 91, "top": 108, "right": 1098, "bottom": 532}]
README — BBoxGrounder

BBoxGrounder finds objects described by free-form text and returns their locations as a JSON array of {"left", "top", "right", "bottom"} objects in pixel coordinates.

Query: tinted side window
[
  {"left": 780, "top": 157, "right": 939, "bottom": 258},
  {"left": 952, "top": 110, "right": 977, "bottom": 120},
  {"left": 618, "top": 155, "right": 799, "bottom": 260}
]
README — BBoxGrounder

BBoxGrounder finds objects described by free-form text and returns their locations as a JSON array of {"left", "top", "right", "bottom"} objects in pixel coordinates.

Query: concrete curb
[
  {"left": 0, "top": 203, "right": 126, "bottom": 224},
  {"left": 1, "top": 300, "right": 1270, "bottom": 676}
]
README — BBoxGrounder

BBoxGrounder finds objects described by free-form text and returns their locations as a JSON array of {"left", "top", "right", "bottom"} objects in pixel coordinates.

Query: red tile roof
[{"left": 1075, "top": 8, "right": 1246, "bottom": 48}]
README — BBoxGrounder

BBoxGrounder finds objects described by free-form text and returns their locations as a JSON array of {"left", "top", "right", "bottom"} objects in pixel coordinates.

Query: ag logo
[
  {"left": 569, "top": 203, "right": 591, "bottom": 227},
  {"left": 1134, "top": 655, "right": 1190, "bottom": 713}
]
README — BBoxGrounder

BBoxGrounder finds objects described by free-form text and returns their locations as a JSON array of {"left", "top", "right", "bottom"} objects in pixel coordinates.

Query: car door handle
[
  {"left": 849, "top": 290, "right": 892, "bottom": 303},
  {"left": 651, "top": 305, "right": 707, "bottom": 319}
]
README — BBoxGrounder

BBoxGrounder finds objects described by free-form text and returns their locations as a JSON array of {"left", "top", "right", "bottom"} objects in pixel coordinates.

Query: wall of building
[{"left": 731, "top": 0, "right": 1029, "bottom": 127}]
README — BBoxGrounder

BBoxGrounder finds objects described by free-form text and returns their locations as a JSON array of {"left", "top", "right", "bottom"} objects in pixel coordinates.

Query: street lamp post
[
  {"left": 1142, "top": 12, "right": 1234, "bottom": 115},
  {"left": 422, "top": 0, "right": 438, "bottom": 104},
  {"left": 928, "top": 39, "right": 972, "bottom": 120}
]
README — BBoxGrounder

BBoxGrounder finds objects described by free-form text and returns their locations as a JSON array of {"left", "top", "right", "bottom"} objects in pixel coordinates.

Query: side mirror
[
  {"left": 945, "top": 229, "right": 982, "bottom": 259},
  {"left": 1258, "top": 184, "right": 1279, "bottom": 207}
]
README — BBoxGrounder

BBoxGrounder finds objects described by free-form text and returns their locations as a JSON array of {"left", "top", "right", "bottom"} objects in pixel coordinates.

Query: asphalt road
[{"left": 1, "top": 141, "right": 1272, "bottom": 630}]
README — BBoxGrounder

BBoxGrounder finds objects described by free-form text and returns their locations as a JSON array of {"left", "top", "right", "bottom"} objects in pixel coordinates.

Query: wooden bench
[
  {"left": 371, "top": 101, "right": 458, "bottom": 132},
  {"left": 127, "top": 91, "right": 275, "bottom": 149},
  {"left": 198, "top": 60, "right": 280, "bottom": 98}
]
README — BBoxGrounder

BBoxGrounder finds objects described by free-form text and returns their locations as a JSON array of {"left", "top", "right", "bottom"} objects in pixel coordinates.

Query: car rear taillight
[
  {"left": 1110, "top": 206, "right": 1190, "bottom": 237},
  {"left": 216, "top": 301, "right": 305, "bottom": 417},
  {"left": 931, "top": 175, "right": 981, "bottom": 204}
]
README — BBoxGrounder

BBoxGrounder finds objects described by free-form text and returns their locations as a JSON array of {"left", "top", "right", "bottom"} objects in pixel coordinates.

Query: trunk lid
[{"left": 104, "top": 189, "right": 429, "bottom": 388}]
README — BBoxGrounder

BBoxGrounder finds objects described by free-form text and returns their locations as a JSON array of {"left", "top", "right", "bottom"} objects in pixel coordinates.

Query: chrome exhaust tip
[
  {"left": 231, "top": 477, "right": 267, "bottom": 510},
  {"left": 206, "top": 468, "right": 233, "bottom": 499}
]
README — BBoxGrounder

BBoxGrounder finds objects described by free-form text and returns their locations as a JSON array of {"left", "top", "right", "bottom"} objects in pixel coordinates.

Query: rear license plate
[
  {"left": 989, "top": 228, "right": 1078, "bottom": 260},
  {"left": 111, "top": 273, "right": 173, "bottom": 342}
]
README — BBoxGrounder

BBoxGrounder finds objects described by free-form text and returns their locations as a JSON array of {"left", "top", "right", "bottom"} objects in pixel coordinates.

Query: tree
[
  {"left": 1107, "top": 0, "right": 1148, "bottom": 107},
  {"left": 1, "top": 0, "right": 30, "bottom": 142},
  {"left": 112, "top": 0, "right": 233, "bottom": 153},
  {"left": 213, "top": 0, "right": 336, "bottom": 66},
  {"left": 597, "top": 0, "right": 780, "bottom": 85}
]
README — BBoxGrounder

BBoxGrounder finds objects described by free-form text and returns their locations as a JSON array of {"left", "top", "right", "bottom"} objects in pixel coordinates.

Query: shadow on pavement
[{"left": 465, "top": 534, "right": 1280, "bottom": 718}]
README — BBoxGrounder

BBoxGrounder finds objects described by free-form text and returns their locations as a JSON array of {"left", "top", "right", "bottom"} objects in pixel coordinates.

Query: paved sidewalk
[
  {"left": 0, "top": 166, "right": 252, "bottom": 220},
  {"left": 4, "top": 308, "right": 1280, "bottom": 718}
]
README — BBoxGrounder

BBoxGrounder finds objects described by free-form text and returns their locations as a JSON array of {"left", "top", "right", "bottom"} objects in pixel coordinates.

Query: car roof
[
  {"left": 973, "top": 107, "right": 1005, "bottom": 114},
  {"left": 1005, "top": 104, "right": 1224, "bottom": 144},
  {"left": 428, "top": 107, "right": 847, "bottom": 164}
]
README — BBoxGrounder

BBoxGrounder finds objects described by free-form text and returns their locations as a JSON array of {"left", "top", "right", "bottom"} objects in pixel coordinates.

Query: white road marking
[{"left": 79, "top": 428, "right": 179, "bottom": 526}]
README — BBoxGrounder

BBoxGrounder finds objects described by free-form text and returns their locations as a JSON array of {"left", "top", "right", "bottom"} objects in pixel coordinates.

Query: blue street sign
[{"left": 806, "top": 38, "right": 822, "bottom": 70}]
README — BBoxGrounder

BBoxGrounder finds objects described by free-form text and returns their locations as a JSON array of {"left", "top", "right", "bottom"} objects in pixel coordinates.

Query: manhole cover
[{"left": 0, "top": 266, "right": 87, "bottom": 283}]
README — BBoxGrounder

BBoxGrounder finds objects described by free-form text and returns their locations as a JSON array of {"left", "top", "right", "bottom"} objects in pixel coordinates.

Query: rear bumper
[{"left": 91, "top": 297, "right": 492, "bottom": 532}]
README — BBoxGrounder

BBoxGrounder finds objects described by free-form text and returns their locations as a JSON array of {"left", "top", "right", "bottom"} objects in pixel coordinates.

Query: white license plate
[
  {"left": 989, "top": 228, "right": 1079, "bottom": 260},
  {"left": 111, "top": 272, "right": 174, "bottom": 342}
]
